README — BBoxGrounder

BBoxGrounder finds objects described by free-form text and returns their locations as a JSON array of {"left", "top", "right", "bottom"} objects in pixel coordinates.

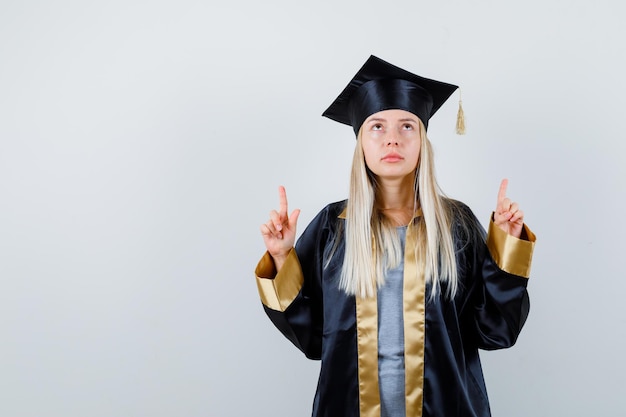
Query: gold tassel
[{"left": 456, "top": 90, "right": 466, "bottom": 135}]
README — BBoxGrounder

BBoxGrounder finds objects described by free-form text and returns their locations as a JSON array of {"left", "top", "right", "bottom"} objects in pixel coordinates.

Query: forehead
[{"left": 364, "top": 109, "right": 421, "bottom": 123}]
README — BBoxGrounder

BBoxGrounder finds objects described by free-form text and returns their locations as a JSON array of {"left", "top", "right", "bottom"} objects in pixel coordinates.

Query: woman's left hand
[{"left": 494, "top": 179, "right": 524, "bottom": 238}]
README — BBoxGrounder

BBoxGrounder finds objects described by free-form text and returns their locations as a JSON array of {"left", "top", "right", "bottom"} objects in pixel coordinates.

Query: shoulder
[
  {"left": 308, "top": 199, "right": 347, "bottom": 222},
  {"left": 301, "top": 199, "right": 347, "bottom": 233},
  {"left": 444, "top": 198, "right": 477, "bottom": 222},
  {"left": 443, "top": 198, "right": 485, "bottom": 243},
  {"left": 323, "top": 200, "right": 348, "bottom": 218},
  {"left": 296, "top": 200, "right": 346, "bottom": 251}
]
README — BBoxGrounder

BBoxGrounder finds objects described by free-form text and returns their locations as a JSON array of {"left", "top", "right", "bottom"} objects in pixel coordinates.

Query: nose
[{"left": 386, "top": 137, "right": 399, "bottom": 146}]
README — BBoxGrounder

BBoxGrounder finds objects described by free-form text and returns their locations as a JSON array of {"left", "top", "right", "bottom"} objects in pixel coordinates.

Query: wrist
[{"left": 271, "top": 249, "right": 292, "bottom": 271}]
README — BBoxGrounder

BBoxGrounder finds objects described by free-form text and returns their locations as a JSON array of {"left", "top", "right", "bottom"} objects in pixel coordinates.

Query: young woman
[{"left": 255, "top": 55, "right": 536, "bottom": 417}]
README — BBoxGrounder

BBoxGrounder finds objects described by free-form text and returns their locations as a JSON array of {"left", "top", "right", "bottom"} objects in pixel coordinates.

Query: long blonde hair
[{"left": 339, "top": 121, "right": 459, "bottom": 299}]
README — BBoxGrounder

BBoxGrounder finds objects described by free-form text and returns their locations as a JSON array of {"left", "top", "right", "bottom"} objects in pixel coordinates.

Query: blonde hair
[{"left": 339, "top": 121, "right": 458, "bottom": 299}]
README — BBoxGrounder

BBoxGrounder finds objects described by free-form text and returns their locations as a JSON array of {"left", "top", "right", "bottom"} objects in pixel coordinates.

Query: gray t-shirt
[{"left": 377, "top": 225, "right": 407, "bottom": 417}]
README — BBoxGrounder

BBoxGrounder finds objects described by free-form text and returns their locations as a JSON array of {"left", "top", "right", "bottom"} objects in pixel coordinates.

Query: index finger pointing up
[
  {"left": 278, "top": 185, "right": 288, "bottom": 217},
  {"left": 497, "top": 178, "right": 509, "bottom": 204}
]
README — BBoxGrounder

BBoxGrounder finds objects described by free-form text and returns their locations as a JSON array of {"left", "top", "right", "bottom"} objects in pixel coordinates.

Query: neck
[
  {"left": 376, "top": 175, "right": 416, "bottom": 210},
  {"left": 376, "top": 175, "right": 417, "bottom": 226}
]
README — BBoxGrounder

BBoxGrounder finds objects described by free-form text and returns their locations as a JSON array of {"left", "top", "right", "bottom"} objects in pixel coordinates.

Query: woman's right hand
[{"left": 260, "top": 186, "right": 300, "bottom": 268}]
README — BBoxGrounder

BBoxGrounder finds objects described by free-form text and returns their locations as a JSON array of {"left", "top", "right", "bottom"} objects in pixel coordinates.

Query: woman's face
[{"left": 360, "top": 109, "right": 421, "bottom": 181}]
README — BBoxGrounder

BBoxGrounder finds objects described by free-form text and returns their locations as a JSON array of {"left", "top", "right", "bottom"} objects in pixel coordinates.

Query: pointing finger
[
  {"left": 278, "top": 185, "right": 288, "bottom": 218},
  {"left": 497, "top": 179, "right": 509, "bottom": 205}
]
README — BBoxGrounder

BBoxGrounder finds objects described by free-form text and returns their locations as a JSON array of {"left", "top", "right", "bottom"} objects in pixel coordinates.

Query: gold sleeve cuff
[
  {"left": 486, "top": 214, "right": 536, "bottom": 278},
  {"left": 255, "top": 249, "right": 304, "bottom": 312}
]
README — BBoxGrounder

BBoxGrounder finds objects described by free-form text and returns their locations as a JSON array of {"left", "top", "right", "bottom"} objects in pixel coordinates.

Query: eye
[
  {"left": 372, "top": 123, "right": 383, "bottom": 131},
  {"left": 402, "top": 123, "right": 414, "bottom": 130}
]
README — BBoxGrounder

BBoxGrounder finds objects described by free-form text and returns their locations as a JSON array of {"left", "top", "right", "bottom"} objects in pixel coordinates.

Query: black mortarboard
[{"left": 322, "top": 55, "right": 464, "bottom": 135}]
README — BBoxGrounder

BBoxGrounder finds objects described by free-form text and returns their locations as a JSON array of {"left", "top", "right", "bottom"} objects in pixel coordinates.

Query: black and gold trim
[
  {"left": 403, "top": 220, "right": 426, "bottom": 416},
  {"left": 341, "top": 207, "right": 428, "bottom": 416},
  {"left": 255, "top": 249, "right": 304, "bottom": 312},
  {"left": 486, "top": 216, "right": 536, "bottom": 278},
  {"left": 355, "top": 293, "right": 381, "bottom": 417}
]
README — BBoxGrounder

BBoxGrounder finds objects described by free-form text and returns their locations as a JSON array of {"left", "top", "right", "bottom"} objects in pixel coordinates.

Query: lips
[{"left": 381, "top": 152, "right": 403, "bottom": 162}]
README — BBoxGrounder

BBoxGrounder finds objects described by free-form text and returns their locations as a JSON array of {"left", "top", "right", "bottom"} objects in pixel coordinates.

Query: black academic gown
[{"left": 255, "top": 200, "right": 536, "bottom": 417}]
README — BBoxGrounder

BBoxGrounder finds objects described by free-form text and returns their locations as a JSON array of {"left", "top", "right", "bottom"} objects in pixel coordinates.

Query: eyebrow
[{"left": 366, "top": 117, "right": 419, "bottom": 123}]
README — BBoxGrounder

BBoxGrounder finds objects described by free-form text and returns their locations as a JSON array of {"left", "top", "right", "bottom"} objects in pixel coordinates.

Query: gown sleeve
[
  {"left": 458, "top": 206, "right": 537, "bottom": 350},
  {"left": 254, "top": 205, "right": 334, "bottom": 360}
]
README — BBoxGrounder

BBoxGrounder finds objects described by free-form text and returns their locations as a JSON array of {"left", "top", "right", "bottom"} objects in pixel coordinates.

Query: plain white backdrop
[{"left": 1, "top": 0, "right": 625, "bottom": 416}]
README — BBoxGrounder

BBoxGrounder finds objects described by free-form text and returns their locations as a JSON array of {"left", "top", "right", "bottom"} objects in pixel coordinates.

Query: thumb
[{"left": 289, "top": 209, "right": 301, "bottom": 228}]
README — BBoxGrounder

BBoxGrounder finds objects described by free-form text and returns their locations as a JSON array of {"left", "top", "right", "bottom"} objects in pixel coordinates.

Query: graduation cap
[{"left": 322, "top": 55, "right": 465, "bottom": 136}]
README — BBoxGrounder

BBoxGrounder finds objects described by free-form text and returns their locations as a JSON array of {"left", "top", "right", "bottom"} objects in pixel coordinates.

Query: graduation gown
[{"left": 255, "top": 200, "right": 536, "bottom": 417}]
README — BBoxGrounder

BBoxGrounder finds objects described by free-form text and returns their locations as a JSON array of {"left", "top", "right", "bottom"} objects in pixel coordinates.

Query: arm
[
  {"left": 256, "top": 189, "right": 329, "bottom": 359},
  {"left": 466, "top": 215, "right": 536, "bottom": 350},
  {"left": 255, "top": 246, "right": 322, "bottom": 359},
  {"left": 459, "top": 180, "right": 536, "bottom": 349}
]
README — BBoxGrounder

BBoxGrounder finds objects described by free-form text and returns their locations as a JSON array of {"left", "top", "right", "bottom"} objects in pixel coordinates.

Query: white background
[{"left": 1, "top": 0, "right": 625, "bottom": 416}]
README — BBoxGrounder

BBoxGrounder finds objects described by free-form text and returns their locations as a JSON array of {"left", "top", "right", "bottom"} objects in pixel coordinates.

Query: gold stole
[{"left": 355, "top": 220, "right": 426, "bottom": 417}]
